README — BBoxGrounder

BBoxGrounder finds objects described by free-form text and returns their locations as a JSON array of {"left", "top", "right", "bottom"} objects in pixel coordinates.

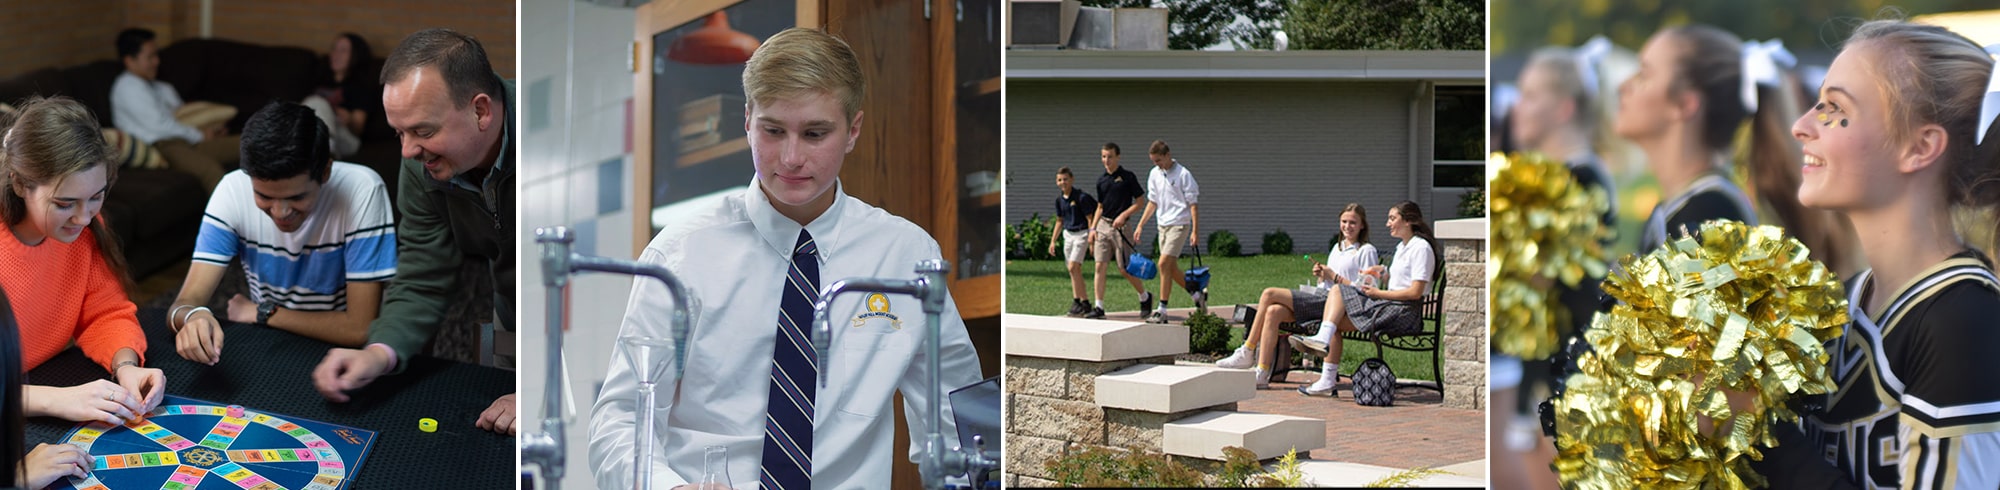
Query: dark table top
[{"left": 23, "top": 307, "right": 515, "bottom": 489}]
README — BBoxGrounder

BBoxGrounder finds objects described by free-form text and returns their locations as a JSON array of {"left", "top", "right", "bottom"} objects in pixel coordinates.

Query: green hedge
[
  {"left": 1261, "top": 228, "right": 1293, "bottom": 255},
  {"left": 1208, "top": 230, "right": 1242, "bottom": 257}
]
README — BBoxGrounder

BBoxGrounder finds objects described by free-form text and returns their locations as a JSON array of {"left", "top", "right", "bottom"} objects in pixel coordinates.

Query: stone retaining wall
[
  {"left": 1435, "top": 218, "right": 1487, "bottom": 411},
  {"left": 1003, "top": 354, "right": 1195, "bottom": 486}
]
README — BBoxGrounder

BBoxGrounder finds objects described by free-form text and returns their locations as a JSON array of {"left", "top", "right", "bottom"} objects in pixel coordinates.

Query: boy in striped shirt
[{"left": 165, "top": 101, "right": 395, "bottom": 365}]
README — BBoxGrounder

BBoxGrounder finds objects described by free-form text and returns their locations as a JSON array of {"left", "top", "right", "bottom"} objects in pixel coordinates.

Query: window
[
  {"left": 1433, "top": 86, "right": 1485, "bottom": 161},
  {"left": 1432, "top": 86, "right": 1485, "bottom": 188}
]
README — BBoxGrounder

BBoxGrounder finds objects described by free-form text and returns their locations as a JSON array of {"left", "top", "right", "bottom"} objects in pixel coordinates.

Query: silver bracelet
[
  {"left": 168, "top": 304, "right": 195, "bottom": 331},
  {"left": 180, "top": 307, "right": 211, "bottom": 330}
]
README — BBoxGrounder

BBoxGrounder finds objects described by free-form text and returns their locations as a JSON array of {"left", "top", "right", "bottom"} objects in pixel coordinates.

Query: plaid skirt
[
  {"left": 1337, "top": 284, "right": 1420, "bottom": 335},
  {"left": 1290, "top": 286, "right": 1328, "bottom": 323}
]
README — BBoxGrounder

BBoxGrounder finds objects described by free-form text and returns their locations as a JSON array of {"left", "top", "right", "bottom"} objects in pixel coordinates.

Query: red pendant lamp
[{"left": 668, "top": 11, "right": 761, "bottom": 65}]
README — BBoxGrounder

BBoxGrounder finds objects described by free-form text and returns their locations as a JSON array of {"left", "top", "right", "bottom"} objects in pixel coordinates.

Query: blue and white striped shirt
[{"left": 193, "top": 162, "right": 395, "bottom": 311}]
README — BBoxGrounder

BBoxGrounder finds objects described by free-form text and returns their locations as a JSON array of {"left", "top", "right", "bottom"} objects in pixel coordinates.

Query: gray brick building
[{"left": 1005, "top": 50, "right": 1485, "bottom": 256}]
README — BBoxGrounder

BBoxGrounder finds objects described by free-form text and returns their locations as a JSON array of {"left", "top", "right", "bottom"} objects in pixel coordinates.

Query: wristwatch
[{"left": 256, "top": 300, "right": 279, "bottom": 325}]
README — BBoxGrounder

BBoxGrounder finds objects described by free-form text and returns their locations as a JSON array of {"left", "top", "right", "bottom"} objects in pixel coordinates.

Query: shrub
[
  {"left": 1187, "top": 310, "right": 1231, "bottom": 355},
  {"left": 1219, "top": 446, "right": 1300, "bottom": 487},
  {"left": 1047, "top": 444, "right": 1306, "bottom": 488},
  {"left": 1219, "top": 446, "right": 1262, "bottom": 487},
  {"left": 1208, "top": 230, "right": 1242, "bottom": 257},
  {"left": 1046, "top": 445, "right": 1205, "bottom": 487},
  {"left": 1266, "top": 448, "right": 1307, "bottom": 487},
  {"left": 1262, "top": 228, "right": 1293, "bottom": 255},
  {"left": 1008, "top": 213, "right": 1057, "bottom": 261},
  {"left": 1366, "top": 466, "right": 1451, "bottom": 487},
  {"left": 1458, "top": 186, "right": 1486, "bottom": 218}
]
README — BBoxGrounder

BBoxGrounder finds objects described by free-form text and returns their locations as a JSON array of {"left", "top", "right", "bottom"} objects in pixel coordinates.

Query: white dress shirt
[
  {"left": 110, "top": 71, "right": 204, "bottom": 144},
  {"left": 589, "top": 179, "right": 984, "bottom": 490},
  {"left": 1146, "top": 160, "right": 1198, "bottom": 226},
  {"left": 1319, "top": 240, "right": 1378, "bottom": 290}
]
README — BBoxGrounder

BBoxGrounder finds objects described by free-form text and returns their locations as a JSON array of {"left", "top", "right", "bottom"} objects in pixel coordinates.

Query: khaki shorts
[
  {"left": 1092, "top": 218, "right": 1132, "bottom": 263},
  {"left": 1159, "top": 225, "right": 1192, "bottom": 257},
  {"left": 1062, "top": 229, "right": 1091, "bottom": 263}
]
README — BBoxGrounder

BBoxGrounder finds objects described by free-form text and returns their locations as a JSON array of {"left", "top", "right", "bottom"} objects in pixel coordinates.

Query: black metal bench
[{"left": 1236, "top": 250, "right": 1446, "bottom": 393}]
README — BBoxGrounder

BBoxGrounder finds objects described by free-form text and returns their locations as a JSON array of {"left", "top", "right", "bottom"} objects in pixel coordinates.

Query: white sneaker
[
  {"left": 1253, "top": 367, "right": 1271, "bottom": 389},
  {"left": 1215, "top": 346, "right": 1255, "bottom": 369},
  {"left": 1300, "top": 372, "right": 1338, "bottom": 397}
]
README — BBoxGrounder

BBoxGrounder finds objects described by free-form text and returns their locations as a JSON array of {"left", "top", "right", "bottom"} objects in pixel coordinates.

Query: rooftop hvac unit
[
  {"left": 1008, "top": 0, "right": 1078, "bottom": 48},
  {"left": 1071, "top": 7, "right": 1167, "bottom": 50}
]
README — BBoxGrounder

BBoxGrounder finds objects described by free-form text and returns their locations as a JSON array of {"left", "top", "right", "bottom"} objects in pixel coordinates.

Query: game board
[{"left": 53, "top": 395, "right": 375, "bottom": 490}]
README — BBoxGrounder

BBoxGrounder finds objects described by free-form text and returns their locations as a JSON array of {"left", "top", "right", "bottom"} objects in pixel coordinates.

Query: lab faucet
[
  {"left": 810, "top": 260, "right": 1001, "bottom": 489},
  {"left": 527, "top": 227, "right": 696, "bottom": 490}
]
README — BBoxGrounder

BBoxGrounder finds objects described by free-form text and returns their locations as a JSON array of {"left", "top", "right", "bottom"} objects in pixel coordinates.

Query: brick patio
[
  {"left": 1235, "top": 364, "right": 1485, "bottom": 470},
  {"left": 1101, "top": 307, "right": 1486, "bottom": 471}
]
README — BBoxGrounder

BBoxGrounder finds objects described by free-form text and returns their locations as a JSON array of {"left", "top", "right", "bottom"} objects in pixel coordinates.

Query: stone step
[
  {"left": 1001, "top": 313, "right": 1188, "bottom": 361},
  {"left": 1096, "top": 364, "right": 1254, "bottom": 413},
  {"left": 1163, "top": 411, "right": 1326, "bottom": 461}
]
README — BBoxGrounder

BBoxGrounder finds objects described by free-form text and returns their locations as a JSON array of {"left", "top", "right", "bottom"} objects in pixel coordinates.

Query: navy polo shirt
[
  {"left": 1096, "top": 166, "right": 1144, "bottom": 221},
  {"left": 1056, "top": 189, "right": 1098, "bottom": 232}
]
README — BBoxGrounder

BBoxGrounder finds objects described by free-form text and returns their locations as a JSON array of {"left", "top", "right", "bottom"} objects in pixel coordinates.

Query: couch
[
  {"left": 153, "top": 38, "right": 404, "bottom": 184},
  {"left": 0, "top": 38, "right": 405, "bottom": 280}
]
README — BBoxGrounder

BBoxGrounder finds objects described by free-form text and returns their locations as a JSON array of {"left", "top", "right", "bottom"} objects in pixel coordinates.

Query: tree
[
  {"left": 1081, "top": 0, "right": 1284, "bottom": 50},
  {"left": 1285, "top": 0, "right": 1485, "bottom": 50},
  {"left": 1490, "top": 0, "right": 1990, "bottom": 55}
]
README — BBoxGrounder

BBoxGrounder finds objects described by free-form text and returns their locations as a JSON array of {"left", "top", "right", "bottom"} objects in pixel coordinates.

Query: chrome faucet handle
[{"left": 812, "top": 294, "right": 836, "bottom": 389}]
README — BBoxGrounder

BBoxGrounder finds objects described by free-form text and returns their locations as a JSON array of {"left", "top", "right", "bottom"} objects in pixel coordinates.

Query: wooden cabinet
[
  {"left": 935, "top": 0, "right": 1003, "bottom": 320},
  {"left": 633, "top": 1, "right": 999, "bottom": 489}
]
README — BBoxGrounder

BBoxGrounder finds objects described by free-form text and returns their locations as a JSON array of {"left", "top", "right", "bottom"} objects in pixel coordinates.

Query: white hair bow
[
  {"left": 1575, "top": 36, "right": 1612, "bottom": 99},
  {"left": 1741, "top": 39, "right": 1796, "bottom": 114},
  {"left": 1978, "top": 44, "right": 2000, "bottom": 146}
]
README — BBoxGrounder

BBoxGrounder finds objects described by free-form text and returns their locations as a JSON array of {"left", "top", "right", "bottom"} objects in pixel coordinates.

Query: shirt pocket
[{"left": 830, "top": 331, "right": 906, "bottom": 419}]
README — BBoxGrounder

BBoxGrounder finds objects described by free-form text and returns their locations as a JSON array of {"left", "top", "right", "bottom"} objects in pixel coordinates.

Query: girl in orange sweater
[{"left": 2, "top": 97, "right": 165, "bottom": 425}]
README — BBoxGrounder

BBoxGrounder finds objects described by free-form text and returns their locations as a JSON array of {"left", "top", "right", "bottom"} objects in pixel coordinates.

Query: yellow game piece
[{"left": 418, "top": 418, "right": 437, "bottom": 433}]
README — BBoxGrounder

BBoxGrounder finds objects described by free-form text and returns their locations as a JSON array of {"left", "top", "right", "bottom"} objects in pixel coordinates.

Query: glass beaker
[{"left": 699, "top": 445, "right": 734, "bottom": 489}]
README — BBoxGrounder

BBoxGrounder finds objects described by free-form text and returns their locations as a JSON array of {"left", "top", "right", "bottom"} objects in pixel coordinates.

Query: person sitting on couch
[
  {"left": 110, "top": 27, "right": 240, "bottom": 192},
  {"left": 303, "top": 32, "right": 381, "bottom": 158}
]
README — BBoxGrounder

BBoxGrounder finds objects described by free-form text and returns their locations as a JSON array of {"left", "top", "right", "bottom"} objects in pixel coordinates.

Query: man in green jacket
[{"left": 310, "top": 28, "right": 517, "bottom": 435}]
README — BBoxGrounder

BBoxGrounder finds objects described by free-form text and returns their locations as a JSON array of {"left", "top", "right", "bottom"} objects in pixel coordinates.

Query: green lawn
[
  {"left": 1005, "top": 255, "right": 1441, "bottom": 382},
  {"left": 1006, "top": 254, "right": 1318, "bottom": 316}
]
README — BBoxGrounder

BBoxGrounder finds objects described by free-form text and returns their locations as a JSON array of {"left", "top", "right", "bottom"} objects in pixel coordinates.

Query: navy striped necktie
[{"left": 761, "top": 229, "right": 818, "bottom": 489}]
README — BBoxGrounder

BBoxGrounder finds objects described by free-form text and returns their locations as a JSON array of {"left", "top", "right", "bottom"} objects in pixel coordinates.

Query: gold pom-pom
[
  {"left": 1552, "top": 220, "right": 1849, "bottom": 489},
  {"left": 1488, "top": 152, "right": 1612, "bottom": 358}
]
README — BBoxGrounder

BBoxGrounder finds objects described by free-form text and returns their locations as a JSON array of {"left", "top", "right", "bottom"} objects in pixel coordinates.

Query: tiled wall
[{"left": 517, "top": 0, "right": 638, "bottom": 488}]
